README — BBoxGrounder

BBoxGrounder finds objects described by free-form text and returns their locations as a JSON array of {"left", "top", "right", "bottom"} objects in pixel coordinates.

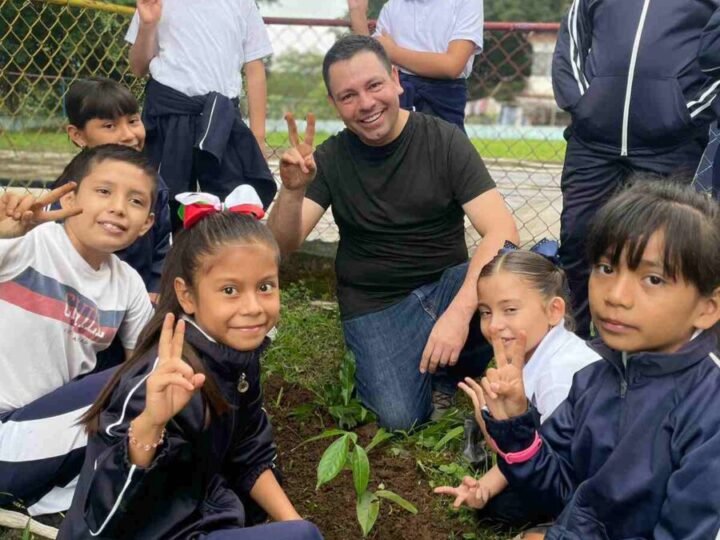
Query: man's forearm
[
  {"left": 129, "top": 22, "right": 159, "bottom": 77},
  {"left": 267, "top": 187, "right": 306, "bottom": 256},
  {"left": 245, "top": 60, "right": 268, "bottom": 146}
]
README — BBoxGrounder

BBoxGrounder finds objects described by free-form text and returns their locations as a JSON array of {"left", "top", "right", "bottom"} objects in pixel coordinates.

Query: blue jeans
[{"left": 343, "top": 263, "right": 492, "bottom": 431}]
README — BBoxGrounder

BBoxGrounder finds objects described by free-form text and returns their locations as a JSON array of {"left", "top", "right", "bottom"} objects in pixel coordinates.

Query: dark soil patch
[{"left": 264, "top": 375, "right": 465, "bottom": 540}]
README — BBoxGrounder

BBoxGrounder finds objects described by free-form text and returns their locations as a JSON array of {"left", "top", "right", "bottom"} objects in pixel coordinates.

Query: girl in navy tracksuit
[
  {"left": 59, "top": 189, "right": 322, "bottom": 540},
  {"left": 479, "top": 180, "right": 720, "bottom": 539}
]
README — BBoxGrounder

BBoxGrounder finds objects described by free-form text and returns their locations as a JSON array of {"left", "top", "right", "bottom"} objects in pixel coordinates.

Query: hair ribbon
[
  {"left": 500, "top": 238, "right": 561, "bottom": 266},
  {"left": 175, "top": 185, "right": 265, "bottom": 229}
]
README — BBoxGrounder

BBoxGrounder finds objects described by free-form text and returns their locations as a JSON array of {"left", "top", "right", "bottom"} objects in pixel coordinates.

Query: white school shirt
[
  {"left": 125, "top": 0, "right": 273, "bottom": 98},
  {"left": 0, "top": 223, "right": 153, "bottom": 413},
  {"left": 523, "top": 324, "right": 601, "bottom": 423},
  {"left": 374, "top": 0, "right": 484, "bottom": 79}
]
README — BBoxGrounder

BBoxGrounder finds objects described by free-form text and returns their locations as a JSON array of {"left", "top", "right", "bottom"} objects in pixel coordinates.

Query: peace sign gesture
[
  {"left": 0, "top": 183, "right": 83, "bottom": 239},
  {"left": 479, "top": 329, "right": 529, "bottom": 420},
  {"left": 142, "top": 314, "right": 206, "bottom": 429},
  {"left": 279, "top": 112, "right": 317, "bottom": 191}
]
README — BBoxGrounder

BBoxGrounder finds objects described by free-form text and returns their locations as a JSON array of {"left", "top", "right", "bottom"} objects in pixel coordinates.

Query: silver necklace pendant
[{"left": 237, "top": 373, "right": 249, "bottom": 394}]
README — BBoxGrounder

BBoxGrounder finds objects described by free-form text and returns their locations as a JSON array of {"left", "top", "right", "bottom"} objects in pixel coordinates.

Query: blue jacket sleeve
[
  {"left": 652, "top": 419, "right": 720, "bottom": 539},
  {"left": 484, "top": 399, "right": 578, "bottom": 516},
  {"left": 698, "top": 8, "right": 720, "bottom": 74},
  {"left": 148, "top": 178, "right": 172, "bottom": 294},
  {"left": 80, "top": 371, "right": 202, "bottom": 537},
  {"left": 552, "top": 0, "right": 593, "bottom": 111}
]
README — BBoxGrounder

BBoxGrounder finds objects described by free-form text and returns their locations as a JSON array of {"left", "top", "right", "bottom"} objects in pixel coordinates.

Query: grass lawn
[{"left": 1, "top": 131, "right": 566, "bottom": 164}]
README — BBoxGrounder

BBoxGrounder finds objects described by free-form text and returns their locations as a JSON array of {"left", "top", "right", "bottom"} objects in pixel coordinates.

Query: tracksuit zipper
[
  {"left": 621, "top": 0, "right": 651, "bottom": 156},
  {"left": 620, "top": 351, "right": 628, "bottom": 398}
]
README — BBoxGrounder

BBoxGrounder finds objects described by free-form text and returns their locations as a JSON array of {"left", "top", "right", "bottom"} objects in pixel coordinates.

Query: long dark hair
[
  {"left": 82, "top": 211, "right": 280, "bottom": 434},
  {"left": 479, "top": 250, "right": 574, "bottom": 330}
]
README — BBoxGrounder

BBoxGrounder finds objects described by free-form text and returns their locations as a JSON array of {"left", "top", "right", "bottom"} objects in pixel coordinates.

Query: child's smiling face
[
  {"left": 477, "top": 271, "right": 565, "bottom": 362},
  {"left": 589, "top": 231, "right": 720, "bottom": 353},
  {"left": 177, "top": 242, "right": 280, "bottom": 351}
]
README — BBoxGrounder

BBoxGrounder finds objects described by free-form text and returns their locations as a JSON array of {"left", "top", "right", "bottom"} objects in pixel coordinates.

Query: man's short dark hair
[
  {"left": 322, "top": 35, "right": 393, "bottom": 95},
  {"left": 54, "top": 144, "right": 158, "bottom": 208},
  {"left": 65, "top": 77, "right": 139, "bottom": 129}
]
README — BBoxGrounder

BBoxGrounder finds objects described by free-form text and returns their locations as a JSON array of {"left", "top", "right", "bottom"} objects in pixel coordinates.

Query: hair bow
[
  {"left": 175, "top": 185, "right": 265, "bottom": 229},
  {"left": 500, "top": 238, "right": 561, "bottom": 266}
]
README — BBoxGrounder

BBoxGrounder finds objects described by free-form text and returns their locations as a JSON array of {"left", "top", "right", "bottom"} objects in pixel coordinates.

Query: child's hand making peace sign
[
  {"left": 279, "top": 113, "right": 317, "bottom": 191},
  {"left": 129, "top": 314, "right": 205, "bottom": 467},
  {"left": 0, "top": 183, "right": 83, "bottom": 239},
  {"left": 479, "top": 329, "right": 529, "bottom": 421}
]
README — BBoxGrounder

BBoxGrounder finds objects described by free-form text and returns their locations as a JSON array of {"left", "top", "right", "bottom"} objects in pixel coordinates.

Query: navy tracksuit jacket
[
  {"left": 552, "top": 0, "right": 720, "bottom": 338},
  {"left": 485, "top": 331, "right": 720, "bottom": 539},
  {"left": 59, "top": 326, "right": 279, "bottom": 539},
  {"left": 142, "top": 79, "right": 277, "bottom": 231}
]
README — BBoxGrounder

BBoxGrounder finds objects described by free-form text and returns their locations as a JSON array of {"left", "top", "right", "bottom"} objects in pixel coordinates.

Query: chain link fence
[{"left": 0, "top": 0, "right": 566, "bottom": 252}]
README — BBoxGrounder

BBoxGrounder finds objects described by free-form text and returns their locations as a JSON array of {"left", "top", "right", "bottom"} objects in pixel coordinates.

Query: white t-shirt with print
[
  {"left": 125, "top": 0, "right": 273, "bottom": 98},
  {"left": 374, "top": 0, "right": 484, "bottom": 79},
  {"left": 523, "top": 324, "right": 601, "bottom": 424},
  {"left": 0, "top": 223, "right": 153, "bottom": 413}
]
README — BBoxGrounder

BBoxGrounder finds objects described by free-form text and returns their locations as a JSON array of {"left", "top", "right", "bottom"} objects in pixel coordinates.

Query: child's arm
[
  {"left": 376, "top": 37, "right": 477, "bottom": 80},
  {"left": 128, "top": 0, "right": 161, "bottom": 78},
  {"left": 347, "top": 0, "right": 370, "bottom": 36},
  {"left": 244, "top": 59, "right": 268, "bottom": 152},
  {"left": 0, "top": 183, "right": 81, "bottom": 239},
  {"left": 249, "top": 469, "right": 302, "bottom": 521},
  {"left": 552, "top": 0, "right": 593, "bottom": 111}
]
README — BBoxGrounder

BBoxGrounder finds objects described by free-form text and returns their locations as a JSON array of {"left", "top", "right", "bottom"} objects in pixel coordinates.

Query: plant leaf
[
  {"left": 356, "top": 490, "right": 380, "bottom": 537},
  {"left": 296, "top": 428, "right": 348, "bottom": 451},
  {"left": 351, "top": 445, "right": 370, "bottom": 496},
  {"left": 316, "top": 434, "right": 350, "bottom": 489},
  {"left": 365, "top": 427, "right": 394, "bottom": 453},
  {"left": 375, "top": 489, "right": 418, "bottom": 514},
  {"left": 432, "top": 425, "right": 465, "bottom": 452}
]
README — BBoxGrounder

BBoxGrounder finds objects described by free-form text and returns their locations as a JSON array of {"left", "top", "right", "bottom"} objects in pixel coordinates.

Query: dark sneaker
[
  {"left": 462, "top": 415, "right": 493, "bottom": 471},
  {"left": 0, "top": 502, "right": 63, "bottom": 539},
  {"left": 430, "top": 389, "right": 456, "bottom": 421}
]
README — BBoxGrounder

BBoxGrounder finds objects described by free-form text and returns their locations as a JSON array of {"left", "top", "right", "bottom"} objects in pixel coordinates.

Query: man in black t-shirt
[{"left": 268, "top": 35, "right": 518, "bottom": 430}]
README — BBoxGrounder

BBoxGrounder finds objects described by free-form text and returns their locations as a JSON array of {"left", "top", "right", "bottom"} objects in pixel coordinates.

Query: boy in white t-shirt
[
  {"left": 126, "top": 0, "right": 277, "bottom": 230},
  {"left": 0, "top": 145, "right": 155, "bottom": 530},
  {"left": 348, "top": 0, "right": 484, "bottom": 131}
]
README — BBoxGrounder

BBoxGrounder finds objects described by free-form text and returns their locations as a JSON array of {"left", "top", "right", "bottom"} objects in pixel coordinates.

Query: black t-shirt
[{"left": 306, "top": 113, "right": 495, "bottom": 319}]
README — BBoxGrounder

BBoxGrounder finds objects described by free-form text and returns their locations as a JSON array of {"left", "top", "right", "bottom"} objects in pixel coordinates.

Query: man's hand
[
  {"left": 434, "top": 476, "right": 491, "bottom": 509},
  {"left": 419, "top": 306, "right": 469, "bottom": 374},
  {"left": 137, "top": 0, "right": 162, "bottom": 26},
  {"left": 480, "top": 330, "right": 529, "bottom": 420},
  {"left": 279, "top": 113, "right": 317, "bottom": 192},
  {"left": 0, "top": 183, "right": 82, "bottom": 239}
]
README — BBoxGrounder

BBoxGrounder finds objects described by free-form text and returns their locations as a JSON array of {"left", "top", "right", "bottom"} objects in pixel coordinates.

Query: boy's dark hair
[
  {"left": 322, "top": 34, "right": 393, "bottom": 94},
  {"left": 82, "top": 212, "right": 280, "bottom": 434},
  {"left": 587, "top": 179, "right": 720, "bottom": 296},
  {"left": 54, "top": 144, "right": 158, "bottom": 208},
  {"left": 65, "top": 77, "right": 139, "bottom": 129},
  {"left": 480, "top": 250, "right": 575, "bottom": 330}
]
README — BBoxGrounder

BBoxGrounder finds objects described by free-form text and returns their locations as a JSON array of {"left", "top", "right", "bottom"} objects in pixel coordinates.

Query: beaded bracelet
[{"left": 128, "top": 422, "right": 166, "bottom": 452}]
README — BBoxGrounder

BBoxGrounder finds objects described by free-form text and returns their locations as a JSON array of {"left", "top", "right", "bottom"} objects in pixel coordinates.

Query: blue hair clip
[{"left": 499, "top": 238, "right": 561, "bottom": 267}]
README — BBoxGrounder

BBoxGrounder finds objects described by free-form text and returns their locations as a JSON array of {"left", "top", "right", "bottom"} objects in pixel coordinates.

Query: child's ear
[
  {"left": 693, "top": 287, "right": 720, "bottom": 330},
  {"left": 174, "top": 277, "right": 196, "bottom": 315},
  {"left": 66, "top": 125, "right": 87, "bottom": 149},
  {"left": 137, "top": 212, "right": 155, "bottom": 238},
  {"left": 546, "top": 296, "right": 566, "bottom": 327},
  {"left": 59, "top": 187, "right": 77, "bottom": 210}
]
